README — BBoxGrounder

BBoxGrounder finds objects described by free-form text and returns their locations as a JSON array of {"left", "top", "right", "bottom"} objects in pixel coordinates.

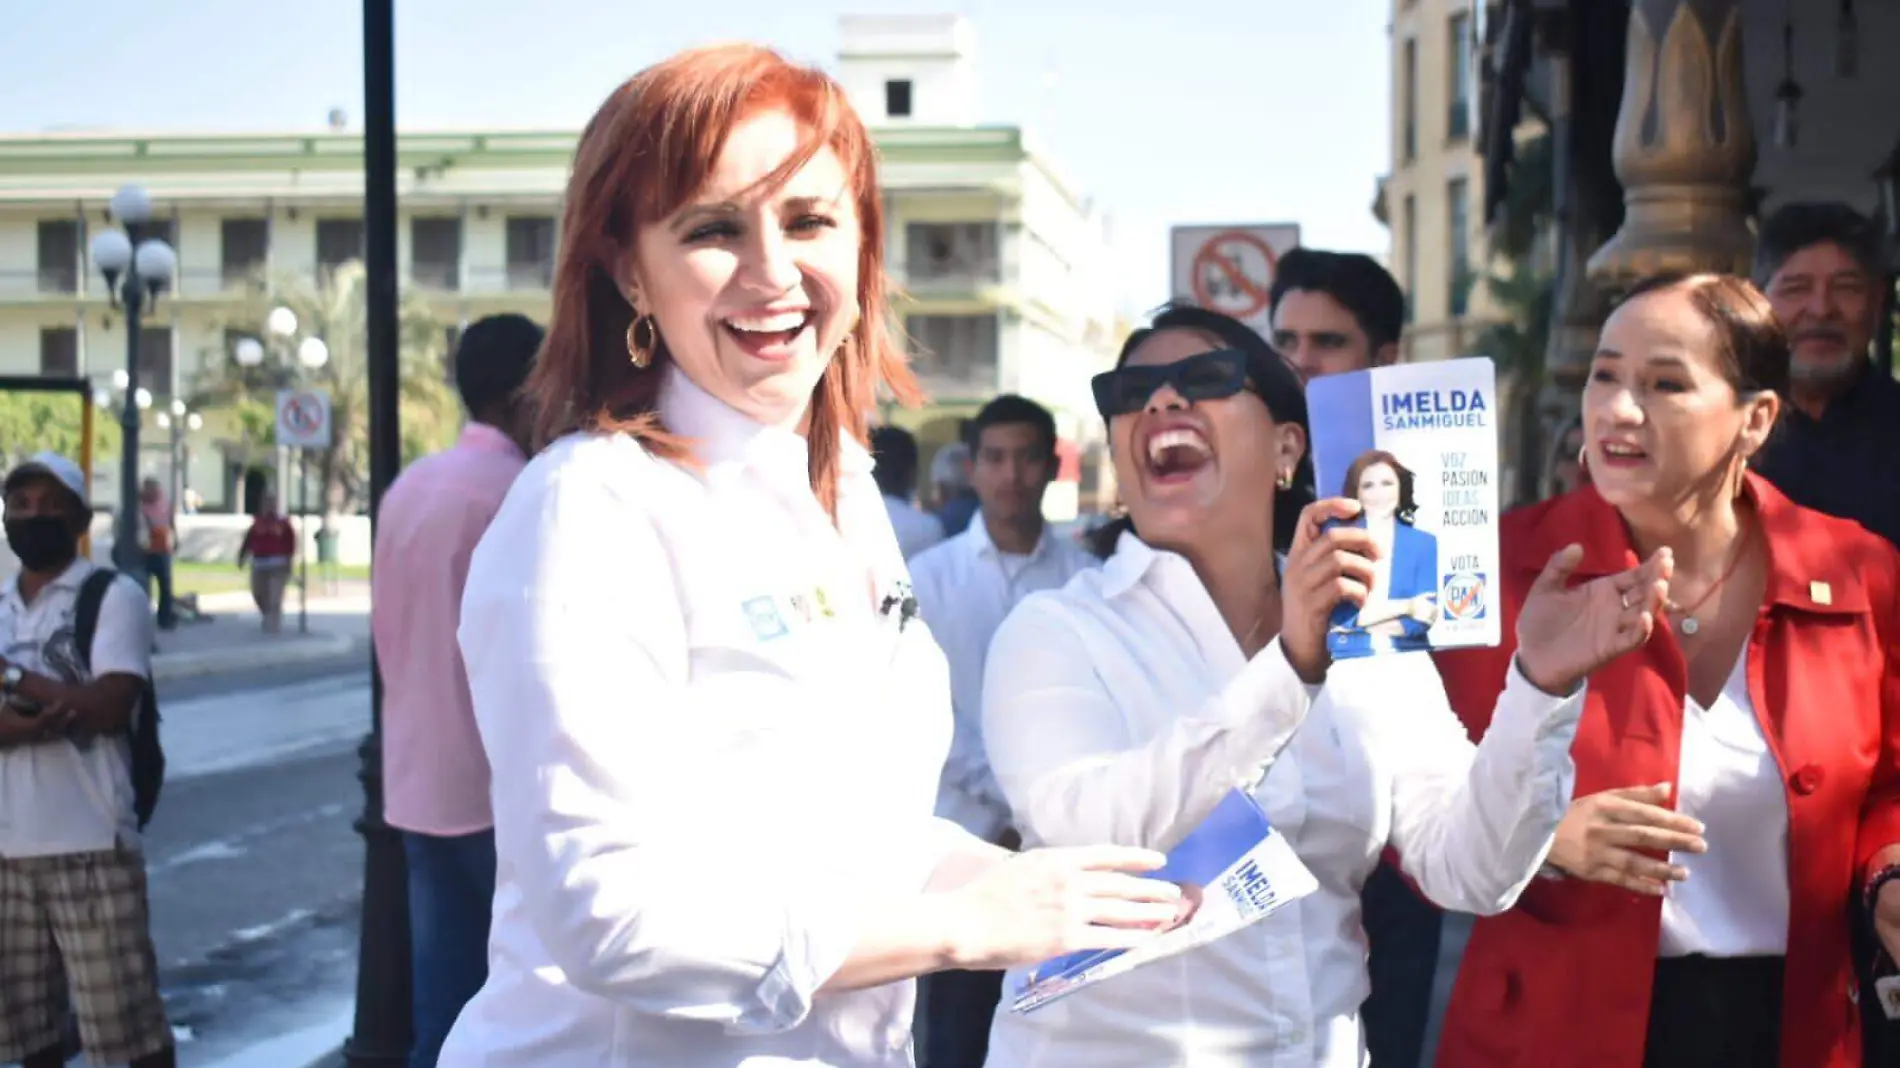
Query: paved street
[{"left": 143, "top": 634, "right": 374, "bottom": 1066}]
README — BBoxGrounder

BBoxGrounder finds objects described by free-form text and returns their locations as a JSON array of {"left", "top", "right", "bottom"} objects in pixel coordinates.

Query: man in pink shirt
[{"left": 371, "top": 313, "right": 541, "bottom": 1068}]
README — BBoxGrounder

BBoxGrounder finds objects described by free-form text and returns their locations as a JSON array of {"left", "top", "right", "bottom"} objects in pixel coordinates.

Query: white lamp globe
[
  {"left": 135, "top": 388, "right": 153, "bottom": 410},
  {"left": 266, "top": 306, "right": 299, "bottom": 338},
  {"left": 111, "top": 368, "right": 129, "bottom": 391},
  {"left": 108, "top": 184, "right": 154, "bottom": 226},
  {"left": 187, "top": 412, "right": 204, "bottom": 431},
  {"left": 234, "top": 336, "right": 265, "bottom": 367},
  {"left": 133, "top": 240, "right": 177, "bottom": 288},
  {"left": 89, "top": 230, "right": 133, "bottom": 275},
  {"left": 156, "top": 413, "right": 172, "bottom": 429},
  {"left": 297, "top": 336, "right": 330, "bottom": 370},
  {"left": 92, "top": 388, "right": 111, "bottom": 409},
  {"left": 170, "top": 397, "right": 187, "bottom": 417}
]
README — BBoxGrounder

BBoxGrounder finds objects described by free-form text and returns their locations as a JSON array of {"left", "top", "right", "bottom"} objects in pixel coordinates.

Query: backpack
[{"left": 73, "top": 568, "right": 165, "bottom": 830}]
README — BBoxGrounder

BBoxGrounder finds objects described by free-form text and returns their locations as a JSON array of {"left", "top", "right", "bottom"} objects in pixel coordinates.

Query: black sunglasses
[{"left": 1091, "top": 349, "right": 1255, "bottom": 420}]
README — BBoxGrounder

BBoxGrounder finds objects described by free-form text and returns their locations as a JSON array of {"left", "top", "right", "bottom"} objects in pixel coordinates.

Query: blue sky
[{"left": 0, "top": 0, "right": 1393, "bottom": 313}]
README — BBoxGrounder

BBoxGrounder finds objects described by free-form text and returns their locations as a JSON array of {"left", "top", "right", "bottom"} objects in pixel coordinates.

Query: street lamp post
[
  {"left": 236, "top": 309, "right": 330, "bottom": 634},
  {"left": 155, "top": 398, "right": 203, "bottom": 519},
  {"left": 88, "top": 185, "right": 175, "bottom": 580},
  {"left": 347, "top": 0, "right": 413, "bottom": 1063}
]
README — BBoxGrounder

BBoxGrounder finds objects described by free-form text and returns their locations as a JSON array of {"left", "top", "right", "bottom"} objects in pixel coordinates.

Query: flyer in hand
[
  {"left": 1305, "top": 357, "right": 1503, "bottom": 659},
  {"left": 1009, "top": 790, "right": 1318, "bottom": 1014}
]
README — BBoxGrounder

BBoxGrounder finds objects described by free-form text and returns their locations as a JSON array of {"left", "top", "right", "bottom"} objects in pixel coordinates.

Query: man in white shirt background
[
  {"left": 0, "top": 452, "right": 174, "bottom": 1068},
  {"left": 870, "top": 425, "right": 946, "bottom": 559},
  {"left": 907, "top": 395, "right": 1096, "bottom": 1068}
]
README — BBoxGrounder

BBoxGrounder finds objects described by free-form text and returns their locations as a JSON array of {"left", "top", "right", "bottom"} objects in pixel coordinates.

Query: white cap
[
  {"left": 931, "top": 441, "right": 971, "bottom": 488},
  {"left": 4, "top": 451, "right": 90, "bottom": 509}
]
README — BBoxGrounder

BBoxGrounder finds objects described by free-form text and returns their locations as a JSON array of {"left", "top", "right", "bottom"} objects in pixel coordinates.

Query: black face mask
[{"left": 4, "top": 516, "right": 78, "bottom": 573}]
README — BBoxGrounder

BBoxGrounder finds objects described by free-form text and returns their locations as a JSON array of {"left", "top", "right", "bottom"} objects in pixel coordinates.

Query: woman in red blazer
[{"left": 1432, "top": 273, "right": 1900, "bottom": 1068}]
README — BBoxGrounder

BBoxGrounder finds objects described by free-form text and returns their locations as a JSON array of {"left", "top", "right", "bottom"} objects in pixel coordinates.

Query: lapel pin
[{"left": 1810, "top": 581, "right": 1832, "bottom": 606}]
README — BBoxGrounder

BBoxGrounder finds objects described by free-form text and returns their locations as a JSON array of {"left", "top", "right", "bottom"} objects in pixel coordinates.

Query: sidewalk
[{"left": 154, "top": 581, "right": 370, "bottom": 682}]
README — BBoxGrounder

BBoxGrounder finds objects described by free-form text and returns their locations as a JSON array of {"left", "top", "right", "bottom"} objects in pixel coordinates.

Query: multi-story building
[
  {"left": 1378, "top": 0, "right": 1503, "bottom": 363},
  {"left": 0, "top": 13, "right": 1118, "bottom": 518}
]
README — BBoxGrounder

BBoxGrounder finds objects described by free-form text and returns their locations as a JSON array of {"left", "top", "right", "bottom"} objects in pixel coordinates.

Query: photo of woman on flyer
[{"left": 1328, "top": 448, "right": 1439, "bottom": 655}]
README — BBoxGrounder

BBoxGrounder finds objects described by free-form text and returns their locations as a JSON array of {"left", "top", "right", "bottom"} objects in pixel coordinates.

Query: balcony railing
[
  {"left": 462, "top": 262, "right": 556, "bottom": 292},
  {"left": 37, "top": 267, "right": 79, "bottom": 294},
  {"left": 411, "top": 262, "right": 461, "bottom": 291},
  {"left": 899, "top": 264, "right": 1002, "bottom": 295}
]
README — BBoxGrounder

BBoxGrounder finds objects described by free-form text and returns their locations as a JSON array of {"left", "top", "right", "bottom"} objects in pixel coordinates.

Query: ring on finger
[{"left": 1620, "top": 591, "right": 1633, "bottom": 610}]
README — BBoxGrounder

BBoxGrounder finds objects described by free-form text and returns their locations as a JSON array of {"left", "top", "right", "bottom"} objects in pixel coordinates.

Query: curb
[{"left": 152, "top": 631, "right": 354, "bottom": 682}]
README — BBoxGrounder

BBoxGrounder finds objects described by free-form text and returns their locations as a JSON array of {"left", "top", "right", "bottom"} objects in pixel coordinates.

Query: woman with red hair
[{"left": 437, "top": 45, "right": 1188, "bottom": 1068}]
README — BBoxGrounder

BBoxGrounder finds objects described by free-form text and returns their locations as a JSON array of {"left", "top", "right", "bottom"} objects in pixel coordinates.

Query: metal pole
[
  {"left": 169, "top": 420, "right": 182, "bottom": 527},
  {"left": 345, "top": 0, "right": 411, "bottom": 1063},
  {"left": 298, "top": 449, "right": 309, "bottom": 635},
  {"left": 114, "top": 279, "right": 145, "bottom": 583}
]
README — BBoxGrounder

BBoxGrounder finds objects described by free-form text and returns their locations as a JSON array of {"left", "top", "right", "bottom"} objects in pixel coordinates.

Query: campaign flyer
[
  {"left": 1305, "top": 357, "right": 1502, "bottom": 658},
  {"left": 1009, "top": 790, "right": 1318, "bottom": 1014}
]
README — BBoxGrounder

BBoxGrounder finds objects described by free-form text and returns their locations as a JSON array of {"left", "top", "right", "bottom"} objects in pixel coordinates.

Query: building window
[
  {"left": 40, "top": 327, "right": 79, "bottom": 377},
  {"left": 316, "top": 218, "right": 366, "bottom": 273},
  {"left": 1448, "top": 12, "right": 1472, "bottom": 141},
  {"left": 411, "top": 217, "right": 462, "bottom": 291},
  {"left": 1402, "top": 38, "right": 1418, "bottom": 162},
  {"left": 138, "top": 327, "right": 175, "bottom": 396},
  {"left": 1448, "top": 178, "right": 1472, "bottom": 318},
  {"left": 505, "top": 216, "right": 557, "bottom": 289},
  {"left": 38, "top": 220, "right": 80, "bottom": 294},
  {"left": 904, "top": 222, "right": 1000, "bottom": 285},
  {"left": 905, "top": 314, "right": 1000, "bottom": 398},
  {"left": 1402, "top": 194, "right": 1418, "bottom": 324},
  {"left": 221, "top": 218, "right": 269, "bottom": 287},
  {"left": 141, "top": 218, "right": 177, "bottom": 249},
  {"left": 885, "top": 79, "right": 914, "bottom": 119}
]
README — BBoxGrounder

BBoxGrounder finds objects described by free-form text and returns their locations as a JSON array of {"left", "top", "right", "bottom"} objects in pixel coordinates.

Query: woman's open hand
[
  {"left": 940, "top": 845, "right": 1180, "bottom": 970},
  {"left": 1547, "top": 783, "right": 1706, "bottom": 894},
  {"left": 1515, "top": 544, "right": 1672, "bottom": 695}
]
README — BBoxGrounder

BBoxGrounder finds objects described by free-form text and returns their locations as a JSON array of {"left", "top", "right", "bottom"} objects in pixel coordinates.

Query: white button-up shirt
[
  {"left": 440, "top": 367, "right": 976, "bottom": 1068},
  {"left": 0, "top": 559, "right": 152, "bottom": 858},
  {"left": 908, "top": 518, "right": 1096, "bottom": 841},
  {"left": 981, "top": 534, "right": 1584, "bottom": 1068}
]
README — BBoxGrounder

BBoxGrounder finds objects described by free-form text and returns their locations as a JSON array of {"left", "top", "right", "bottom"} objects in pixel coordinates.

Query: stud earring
[
  {"left": 626, "top": 315, "right": 656, "bottom": 369},
  {"left": 1276, "top": 469, "right": 1293, "bottom": 490}
]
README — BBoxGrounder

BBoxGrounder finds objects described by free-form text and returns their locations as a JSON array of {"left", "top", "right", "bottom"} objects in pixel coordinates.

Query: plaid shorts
[{"left": 0, "top": 846, "right": 172, "bottom": 1065}]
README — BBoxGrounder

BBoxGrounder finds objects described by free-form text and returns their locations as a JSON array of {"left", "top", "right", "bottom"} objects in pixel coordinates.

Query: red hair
[{"left": 527, "top": 43, "right": 920, "bottom": 515}]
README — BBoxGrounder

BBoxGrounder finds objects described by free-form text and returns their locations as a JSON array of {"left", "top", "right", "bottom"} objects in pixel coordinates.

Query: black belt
[{"left": 1643, "top": 954, "right": 1784, "bottom": 1068}]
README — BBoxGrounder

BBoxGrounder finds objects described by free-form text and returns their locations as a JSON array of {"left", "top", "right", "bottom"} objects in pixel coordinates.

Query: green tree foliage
[
  {"left": 191, "top": 262, "right": 462, "bottom": 516},
  {"left": 0, "top": 389, "right": 120, "bottom": 473}
]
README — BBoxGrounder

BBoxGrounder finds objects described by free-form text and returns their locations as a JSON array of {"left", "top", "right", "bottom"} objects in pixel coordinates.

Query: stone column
[{"left": 1586, "top": 0, "right": 1756, "bottom": 290}]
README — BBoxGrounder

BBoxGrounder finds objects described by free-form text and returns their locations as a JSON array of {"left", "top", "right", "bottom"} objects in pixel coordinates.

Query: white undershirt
[{"left": 1658, "top": 646, "right": 1791, "bottom": 958}]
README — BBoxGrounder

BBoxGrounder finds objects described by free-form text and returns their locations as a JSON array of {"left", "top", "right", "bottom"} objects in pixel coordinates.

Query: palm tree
[{"left": 191, "top": 262, "right": 461, "bottom": 520}]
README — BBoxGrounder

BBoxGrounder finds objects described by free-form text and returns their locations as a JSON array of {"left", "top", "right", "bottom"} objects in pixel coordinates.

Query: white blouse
[
  {"left": 439, "top": 366, "right": 976, "bottom": 1068},
  {"left": 1659, "top": 646, "right": 1792, "bottom": 957},
  {"left": 980, "top": 533, "right": 1586, "bottom": 1068}
]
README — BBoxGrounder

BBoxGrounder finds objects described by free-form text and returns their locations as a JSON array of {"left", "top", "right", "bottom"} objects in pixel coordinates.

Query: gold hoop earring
[
  {"left": 626, "top": 315, "right": 656, "bottom": 369},
  {"left": 1576, "top": 444, "right": 1588, "bottom": 471}
]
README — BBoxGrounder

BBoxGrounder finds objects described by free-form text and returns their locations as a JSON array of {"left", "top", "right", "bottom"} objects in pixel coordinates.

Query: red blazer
[{"left": 1431, "top": 474, "right": 1900, "bottom": 1068}]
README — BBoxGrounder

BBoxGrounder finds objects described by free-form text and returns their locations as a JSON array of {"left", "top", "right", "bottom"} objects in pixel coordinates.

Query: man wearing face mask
[
  {"left": 0, "top": 452, "right": 174, "bottom": 1068},
  {"left": 1751, "top": 202, "right": 1900, "bottom": 548}
]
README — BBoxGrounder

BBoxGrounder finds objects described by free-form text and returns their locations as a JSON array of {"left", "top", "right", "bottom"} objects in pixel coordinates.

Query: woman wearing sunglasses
[{"left": 977, "top": 302, "right": 1675, "bottom": 1066}]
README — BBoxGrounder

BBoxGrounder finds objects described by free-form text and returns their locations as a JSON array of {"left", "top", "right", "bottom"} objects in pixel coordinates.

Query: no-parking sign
[
  {"left": 1169, "top": 223, "right": 1302, "bottom": 339},
  {"left": 275, "top": 389, "right": 333, "bottom": 449}
]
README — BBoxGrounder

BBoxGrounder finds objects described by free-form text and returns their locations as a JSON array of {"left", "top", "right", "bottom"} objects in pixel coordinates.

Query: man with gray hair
[
  {"left": 1751, "top": 201, "right": 1900, "bottom": 547},
  {"left": 929, "top": 439, "right": 978, "bottom": 538}
]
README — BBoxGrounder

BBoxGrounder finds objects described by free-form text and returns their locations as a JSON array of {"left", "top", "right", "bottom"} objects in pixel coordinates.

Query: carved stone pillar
[{"left": 1586, "top": 0, "right": 1756, "bottom": 289}]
